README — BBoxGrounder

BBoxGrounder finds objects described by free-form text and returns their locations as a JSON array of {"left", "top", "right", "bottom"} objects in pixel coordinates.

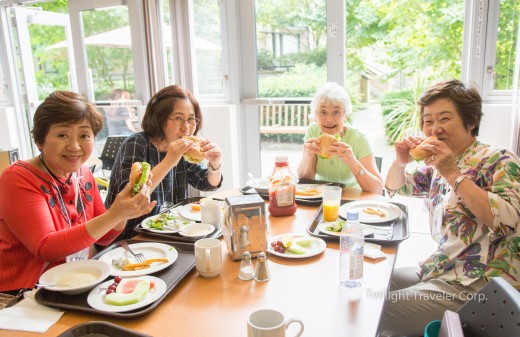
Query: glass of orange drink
[{"left": 322, "top": 186, "right": 342, "bottom": 222}]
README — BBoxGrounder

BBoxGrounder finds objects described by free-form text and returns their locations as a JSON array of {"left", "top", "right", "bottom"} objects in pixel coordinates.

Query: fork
[{"left": 120, "top": 241, "right": 145, "bottom": 262}]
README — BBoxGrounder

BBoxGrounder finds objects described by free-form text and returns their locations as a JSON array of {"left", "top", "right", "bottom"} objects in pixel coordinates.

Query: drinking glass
[{"left": 322, "top": 186, "right": 342, "bottom": 222}]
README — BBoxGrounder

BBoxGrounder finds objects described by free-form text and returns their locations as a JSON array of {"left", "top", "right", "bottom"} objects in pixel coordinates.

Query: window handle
[{"left": 487, "top": 66, "right": 496, "bottom": 81}]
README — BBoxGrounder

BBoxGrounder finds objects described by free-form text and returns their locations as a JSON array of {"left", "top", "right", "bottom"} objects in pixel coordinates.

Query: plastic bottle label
[
  {"left": 349, "top": 246, "right": 363, "bottom": 279},
  {"left": 275, "top": 184, "right": 295, "bottom": 206}
]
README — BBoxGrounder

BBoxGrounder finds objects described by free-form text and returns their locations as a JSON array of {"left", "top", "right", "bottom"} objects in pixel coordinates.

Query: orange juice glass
[
  {"left": 323, "top": 201, "right": 340, "bottom": 222},
  {"left": 322, "top": 186, "right": 342, "bottom": 222}
]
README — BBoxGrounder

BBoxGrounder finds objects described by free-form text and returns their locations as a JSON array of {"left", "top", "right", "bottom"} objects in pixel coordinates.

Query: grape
[
  {"left": 114, "top": 276, "right": 122, "bottom": 284},
  {"left": 108, "top": 284, "right": 117, "bottom": 291},
  {"left": 274, "top": 245, "right": 280, "bottom": 252},
  {"left": 277, "top": 240, "right": 283, "bottom": 246},
  {"left": 106, "top": 288, "right": 115, "bottom": 295},
  {"left": 271, "top": 242, "right": 276, "bottom": 248},
  {"left": 279, "top": 247, "right": 285, "bottom": 254}
]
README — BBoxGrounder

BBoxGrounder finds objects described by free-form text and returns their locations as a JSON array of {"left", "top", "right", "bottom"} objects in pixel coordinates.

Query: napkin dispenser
[{"left": 222, "top": 194, "right": 267, "bottom": 260}]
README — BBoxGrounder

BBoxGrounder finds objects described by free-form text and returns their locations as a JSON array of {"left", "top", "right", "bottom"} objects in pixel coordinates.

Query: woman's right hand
[
  {"left": 164, "top": 138, "right": 192, "bottom": 166},
  {"left": 109, "top": 179, "right": 157, "bottom": 222},
  {"left": 394, "top": 136, "right": 425, "bottom": 166},
  {"left": 303, "top": 138, "right": 320, "bottom": 156}
]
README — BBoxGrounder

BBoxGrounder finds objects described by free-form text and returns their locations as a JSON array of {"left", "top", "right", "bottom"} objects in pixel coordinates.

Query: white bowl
[
  {"left": 246, "top": 178, "right": 269, "bottom": 194},
  {"left": 38, "top": 259, "right": 110, "bottom": 295},
  {"left": 179, "top": 223, "right": 215, "bottom": 238}
]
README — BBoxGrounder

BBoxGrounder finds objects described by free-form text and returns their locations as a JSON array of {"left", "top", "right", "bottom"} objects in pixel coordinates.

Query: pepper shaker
[
  {"left": 238, "top": 251, "right": 254, "bottom": 280},
  {"left": 254, "top": 252, "right": 270, "bottom": 282}
]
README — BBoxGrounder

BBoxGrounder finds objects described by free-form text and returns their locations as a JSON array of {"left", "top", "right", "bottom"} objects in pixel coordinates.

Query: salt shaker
[
  {"left": 238, "top": 251, "right": 254, "bottom": 280},
  {"left": 254, "top": 252, "right": 270, "bottom": 282}
]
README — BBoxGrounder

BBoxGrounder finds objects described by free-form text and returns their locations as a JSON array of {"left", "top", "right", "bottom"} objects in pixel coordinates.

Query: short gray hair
[{"left": 310, "top": 82, "right": 352, "bottom": 116}]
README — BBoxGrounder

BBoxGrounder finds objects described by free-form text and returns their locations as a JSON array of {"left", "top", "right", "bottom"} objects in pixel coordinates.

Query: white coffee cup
[
  {"left": 247, "top": 309, "right": 304, "bottom": 337},
  {"left": 201, "top": 199, "right": 222, "bottom": 226},
  {"left": 194, "top": 238, "right": 222, "bottom": 278}
]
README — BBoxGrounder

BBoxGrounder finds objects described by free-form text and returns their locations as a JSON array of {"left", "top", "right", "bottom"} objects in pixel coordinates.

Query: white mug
[
  {"left": 194, "top": 238, "right": 222, "bottom": 278},
  {"left": 201, "top": 199, "right": 222, "bottom": 226},
  {"left": 247, "top": 309, "right": 304, "bottom": 337}
]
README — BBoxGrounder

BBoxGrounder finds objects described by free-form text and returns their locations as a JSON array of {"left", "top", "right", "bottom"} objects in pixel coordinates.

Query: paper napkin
[
  {"left": 364, "top": 243, "right": 387, "bottom": 260},
  {"left": 0, "top": 290, "right": 64, "bottom": 333}
]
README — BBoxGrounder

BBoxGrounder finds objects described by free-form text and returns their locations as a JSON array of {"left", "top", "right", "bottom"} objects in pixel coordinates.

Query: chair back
[
  {"left": 100, "top": 136, "right": 127, "bottom": 173},
  {"left": 457, "top": 277, "right": 520, "bottom": 336}
]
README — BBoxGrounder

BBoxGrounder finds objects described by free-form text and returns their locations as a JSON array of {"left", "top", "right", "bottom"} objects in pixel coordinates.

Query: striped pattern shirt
[{"left": 105, "top": 132, "right": 222, "bottom": 240}]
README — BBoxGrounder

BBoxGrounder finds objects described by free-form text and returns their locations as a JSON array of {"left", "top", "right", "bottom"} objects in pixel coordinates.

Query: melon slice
[{"left": 105, "top": 280, "right": 150, "bottom": 306}]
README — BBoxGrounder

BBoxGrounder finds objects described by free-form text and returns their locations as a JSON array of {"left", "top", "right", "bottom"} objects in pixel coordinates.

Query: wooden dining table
[{"left": 1, "top": 188, "right": 399, "bottom": 337}]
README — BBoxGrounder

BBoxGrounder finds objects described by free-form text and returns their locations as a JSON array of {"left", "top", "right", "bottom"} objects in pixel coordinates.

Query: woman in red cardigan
[{"left": 0, "top": 91, "right": 156, "bottom": 294}]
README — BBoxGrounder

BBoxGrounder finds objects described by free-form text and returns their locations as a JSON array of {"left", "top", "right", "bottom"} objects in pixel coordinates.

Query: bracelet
[
  {"left": 207, "top": 162, "right": 221, "bottom": 173},
  {"left": 453, "top": 174, "right": 471, "bottom": 194}
]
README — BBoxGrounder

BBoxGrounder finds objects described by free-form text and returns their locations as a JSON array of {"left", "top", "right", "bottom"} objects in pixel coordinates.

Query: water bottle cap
[
  {"left": 346, "top": 210, "right": 359, "bottom": 220},
  {"left": 275, "top": 156, "right": 288, "bottom": 163}
]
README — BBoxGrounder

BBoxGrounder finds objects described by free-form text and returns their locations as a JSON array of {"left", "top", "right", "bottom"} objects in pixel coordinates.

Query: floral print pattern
[{"left": 391, "top": 141, "right": 520, "bottom": 289}]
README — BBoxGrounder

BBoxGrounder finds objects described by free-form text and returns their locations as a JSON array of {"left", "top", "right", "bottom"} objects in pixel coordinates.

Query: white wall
[
  {"left": 199, "top": 104, "right": 241, "bottom": 191},
  {"left": 480, "top": 103, "right": 516, "bottom": 151}
]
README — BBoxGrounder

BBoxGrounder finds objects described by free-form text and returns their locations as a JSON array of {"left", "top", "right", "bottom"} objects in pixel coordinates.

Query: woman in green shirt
[{"left": 297, "top": 82, "right": 383, "bottom": 194}]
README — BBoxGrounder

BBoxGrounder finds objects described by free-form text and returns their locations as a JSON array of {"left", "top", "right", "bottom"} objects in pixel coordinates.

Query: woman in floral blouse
[{"left": 379, "top": 79, "right": 520, "bottom": 337}]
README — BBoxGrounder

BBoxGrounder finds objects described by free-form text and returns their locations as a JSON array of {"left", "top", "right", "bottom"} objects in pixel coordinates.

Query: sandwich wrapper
[
  {"left": 364, "top": 243, "right": 387, "bottom": 260},
  {"left": 0, "top": 289, "right": 63, "bottom": 333}
]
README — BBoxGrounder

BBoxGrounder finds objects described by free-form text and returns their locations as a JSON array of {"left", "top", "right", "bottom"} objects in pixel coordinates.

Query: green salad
[{"left": 325, "top": 220, "right": 345, "bottom": 232}]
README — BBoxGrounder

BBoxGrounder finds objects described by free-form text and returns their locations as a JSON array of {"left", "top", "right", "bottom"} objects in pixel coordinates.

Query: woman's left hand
[
  {"left": 331, "top": 141, "right": 356, "bottom": 163},
  {"left": 200, "top": 138, "right": 222, "bottom": 169}
]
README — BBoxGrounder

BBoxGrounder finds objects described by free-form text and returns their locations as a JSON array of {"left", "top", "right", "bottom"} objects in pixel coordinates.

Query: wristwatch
[{"left": 355, "top": 167, "right": 365, "bottom": 177}]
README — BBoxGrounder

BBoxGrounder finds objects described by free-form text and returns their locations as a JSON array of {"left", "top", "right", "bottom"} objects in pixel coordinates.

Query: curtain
[{"left": 513, "top": 13, "right": 520, "bottom": 156}]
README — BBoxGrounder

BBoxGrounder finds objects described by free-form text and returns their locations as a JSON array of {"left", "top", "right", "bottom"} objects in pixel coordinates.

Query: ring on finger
[{"left": 431, "top": 155, "right": 436, "bottom": 161}]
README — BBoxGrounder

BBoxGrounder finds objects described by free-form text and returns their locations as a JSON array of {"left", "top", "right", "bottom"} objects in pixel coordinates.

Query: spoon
[
  {"left": 248, "top": 173, "right": 258, "bottom": 186},
  {"left": 35, "top": 283, "right": 72, "bottom": 288}
]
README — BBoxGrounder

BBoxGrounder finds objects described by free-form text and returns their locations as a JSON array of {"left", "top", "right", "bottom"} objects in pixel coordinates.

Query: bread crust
[
  {"left": 130, "top": 162, "right": 143, "bottom": 186},
  {"left": 318, "top": 134, "right": 337, "bottom": 159},
  {"left": 409, "top": 136, "right": 438, "bottom": 160},
  {"left": 184, "top": 136, "right": 205, "bottom": 163}
]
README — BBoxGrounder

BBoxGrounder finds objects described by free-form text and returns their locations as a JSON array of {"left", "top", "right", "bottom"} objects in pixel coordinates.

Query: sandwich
[
  {"left": 183, "top": 135, "right": 205, "bottom": 164},
  {"left": 318, "top": 133, "right": 341, "bottom": 159},
  {"left": 408, "top": 136, "right": 438, "bottom": 161},
  {"left": 130, "top": 162, "right": 151, "bottom": 196}
]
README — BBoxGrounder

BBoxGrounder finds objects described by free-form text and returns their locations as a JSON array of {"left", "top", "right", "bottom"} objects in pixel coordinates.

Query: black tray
[
  {"left": 133, "top": 197, "right": 223, "bottom": 243},
  {"left": 34, "top": 239, "right": 196, "bottom": 318},
  {"left": 239, "top": 178, "right": 344, "bottom": 206},
  {"left": 306, "top": 201, "right": 409, "bottom": 244},
  {"left": 57, "top": 321, "right": 151, "bottom": 337}
]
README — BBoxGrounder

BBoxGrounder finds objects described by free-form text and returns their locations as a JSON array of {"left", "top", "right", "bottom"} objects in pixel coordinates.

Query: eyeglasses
[
  {"left": 317, "top": 111, "right": 345, "bottom": 119},
  {"left": 168, "top": 116, "right": 199, "bottom": 126}
]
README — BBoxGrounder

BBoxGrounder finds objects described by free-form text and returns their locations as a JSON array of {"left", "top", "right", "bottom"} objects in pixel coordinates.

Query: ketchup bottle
[{"left": 268, "top": 156, "right": 297, "bottom": 216}]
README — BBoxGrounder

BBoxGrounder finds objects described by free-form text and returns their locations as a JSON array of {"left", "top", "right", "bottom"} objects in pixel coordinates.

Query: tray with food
[
  {"left": 133, "top": 197, "right": 223, "bottom": 243},
  {"left": 239, "top": 178, "right": 344, "bottom": 206},
  {"left": 34, "top": 239, "right": 196, "bottom": 318},
  {"left": 306, "top": 200, "right": 409, "bottom": 244}
]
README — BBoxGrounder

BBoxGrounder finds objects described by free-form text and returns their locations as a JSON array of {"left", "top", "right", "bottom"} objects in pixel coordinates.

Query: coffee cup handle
[
  {"left": 285, "top": 317, "right": 304, "bottom": 337},
  {"left": 205, "top": 248, "right": 212, "bottom": 272}
]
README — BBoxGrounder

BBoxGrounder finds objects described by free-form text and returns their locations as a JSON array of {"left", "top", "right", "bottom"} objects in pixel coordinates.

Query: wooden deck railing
[{"left": 259, "top": 104, "right": 312, "bottom": 134}]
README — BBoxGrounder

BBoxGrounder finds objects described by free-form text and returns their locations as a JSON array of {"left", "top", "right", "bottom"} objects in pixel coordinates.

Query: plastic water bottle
[{"left": 339, "top": 210, "right": 364, "bottom": 288}]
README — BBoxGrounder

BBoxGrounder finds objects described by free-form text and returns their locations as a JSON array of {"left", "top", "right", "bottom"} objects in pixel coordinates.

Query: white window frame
[{"left": 463, "top": 0, "right": 516, "bottom": 102}]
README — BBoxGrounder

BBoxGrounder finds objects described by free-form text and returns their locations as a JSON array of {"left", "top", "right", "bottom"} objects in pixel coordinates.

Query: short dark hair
[
  {"left": 32, "top": 91, "right": 103, "bottom": 145},
  {"left": 417, "top": 79, "right": 483, "bottom": 136},
  {"left": 141, "top": 85, "right": 202, "bottom": 139}
]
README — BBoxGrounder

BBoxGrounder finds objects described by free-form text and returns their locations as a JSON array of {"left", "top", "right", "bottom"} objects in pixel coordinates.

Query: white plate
[
  {"left": 339, "top": 201, "right": 402, "bottom": 224},
  {"left": 98, "top": 242, "right": 178, "bottom": 277},
  {"left": 178, "top": 204, "right": 202, "bottom": 222},
  {"left": 178, "top": 223, "right": 215, "bottom": 238},
  {"left": 38, "top": 260, "right": 111, "bottom": 295},
  {"left": 317, "top": 222, "right": 375, "bottom": 237},
  {"left": 87, "top": 275, "right": 166, "bottom": 313},
  {"left": 141, "top": 212, "right": 195, "bottom": 234},
  {"left": 295, "top": 184, "right": 323, "bottom": 199},
  {"left": 246, "top": 178, "right": 269, "bottom": 194},
  {"left": 268, "top": 233, "right": 326, "bottom": 259}
]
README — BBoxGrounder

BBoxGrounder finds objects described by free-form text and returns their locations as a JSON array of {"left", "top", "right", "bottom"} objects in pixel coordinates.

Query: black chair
[
  {"left": 457, "top": 277, "right": 520, "bottom": 336},
  {"left": 99, "top": 135, "right": 127, "bottom": 178}
]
